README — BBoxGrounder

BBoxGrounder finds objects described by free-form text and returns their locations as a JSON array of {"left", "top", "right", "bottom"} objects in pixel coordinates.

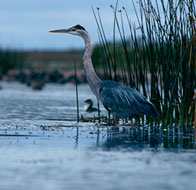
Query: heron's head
[{"left": 49, "top": 25, "right": 87, "bottom": 37}]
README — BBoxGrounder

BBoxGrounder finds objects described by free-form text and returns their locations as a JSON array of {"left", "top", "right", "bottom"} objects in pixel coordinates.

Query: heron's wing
[{"left": 98, "top": 80, "right": 158, "bottom": 117}]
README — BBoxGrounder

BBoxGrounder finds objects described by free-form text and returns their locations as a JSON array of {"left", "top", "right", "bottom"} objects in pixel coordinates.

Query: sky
[{"left": 0, "top": 0, "right": 138, "bottom": 50}]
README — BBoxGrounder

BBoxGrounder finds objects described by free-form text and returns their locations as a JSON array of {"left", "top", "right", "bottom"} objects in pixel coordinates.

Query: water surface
[{"left": 0, "top": 82, "right": 195, "bottom": 190}]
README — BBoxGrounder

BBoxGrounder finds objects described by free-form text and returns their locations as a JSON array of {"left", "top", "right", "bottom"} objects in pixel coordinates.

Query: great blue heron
[
  {"left": 50, "top": 25, "right": 159, "bottom": 123},
  {"left": 84, "top": 99, "right": 98, "bottom": 113}
]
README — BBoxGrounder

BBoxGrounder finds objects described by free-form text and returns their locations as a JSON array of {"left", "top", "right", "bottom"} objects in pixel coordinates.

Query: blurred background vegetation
[
  {"left": 0, "top": 50, "right": 25, "bottom": 74},
  {"left": 0, "top": 49, "right": 83, "bottom": 73}
]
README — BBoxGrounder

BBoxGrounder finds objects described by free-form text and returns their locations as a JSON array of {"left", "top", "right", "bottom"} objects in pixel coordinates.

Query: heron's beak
[{"left": 49, "top": 29, "right": 70, "bottom": 33}]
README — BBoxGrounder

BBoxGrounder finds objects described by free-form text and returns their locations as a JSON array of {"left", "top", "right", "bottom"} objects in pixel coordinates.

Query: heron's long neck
[{"left": 82, "top": 33, "right": 101, "bottom": 97}]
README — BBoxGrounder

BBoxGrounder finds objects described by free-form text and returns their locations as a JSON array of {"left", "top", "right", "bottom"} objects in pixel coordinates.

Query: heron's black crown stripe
[{"left": 74, "top": 25, "right": 86, "bottom": 31}]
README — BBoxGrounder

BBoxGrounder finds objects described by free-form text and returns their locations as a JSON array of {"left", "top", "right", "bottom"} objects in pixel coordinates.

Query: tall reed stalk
[
  {"left": 0, "top": 49, "right": 25, "bottom": 74},
  {"left": 92, "top": 0, "right": 196, "bottom": 129},
  {"left": 74, "top": 60, "right": 79, "bottom": 122}
]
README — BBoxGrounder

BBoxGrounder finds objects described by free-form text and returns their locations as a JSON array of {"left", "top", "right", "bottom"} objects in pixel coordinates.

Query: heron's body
[
  {"left": 98, "top": 80, "right": 158, "bottom": 118},
  {"left": 50, "top": 25, "right": 159, "bottom": 120}
]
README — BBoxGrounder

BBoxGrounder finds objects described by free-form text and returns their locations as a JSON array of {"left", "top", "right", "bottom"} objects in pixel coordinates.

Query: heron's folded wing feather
[{"left": 98, "top": 81, "right": 149, "bottom": 116}]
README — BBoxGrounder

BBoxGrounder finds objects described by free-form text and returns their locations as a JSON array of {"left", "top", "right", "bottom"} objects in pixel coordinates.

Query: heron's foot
[{"left": 113, "top": 116, "right": 119, "bottom": 127}]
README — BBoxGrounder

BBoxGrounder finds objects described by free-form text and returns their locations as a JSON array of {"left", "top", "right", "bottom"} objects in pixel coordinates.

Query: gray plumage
[
  {"left": 98, "top": 80, "right": 158, "bottom": 118},
  {"left": 50, "top": 25, "right": 159, "bottom": 119}
]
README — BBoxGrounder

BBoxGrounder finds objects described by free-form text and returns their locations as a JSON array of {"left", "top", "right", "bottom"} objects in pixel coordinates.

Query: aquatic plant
[
  {"left": 0, "top": 49, "right": 25, "bottom": 74},
  {"left": 92, "top": 0, "right": 196, "bottom": 129},
  {"left": 74, "top": 60, "right": 80, "bottom": 122}
]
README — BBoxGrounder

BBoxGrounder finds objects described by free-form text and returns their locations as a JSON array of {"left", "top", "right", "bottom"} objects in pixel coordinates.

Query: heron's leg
[
  {"left": 108, "top": 111, "right": 111, "bottom": 122},
  {"left": 125, "top": 117, "right": 128, "bottom": 123},
  {"left": 130, "top": 119, "right": 134, "bottom": 127},
  {"left": 97, "top": 99, "right": 101, "bottom": 123},
  {"left": 128, "top": 116, "right": 134, "bottom": 126},
  {"left": 113, "top": 116, "right": 119, "bottom": 127}
]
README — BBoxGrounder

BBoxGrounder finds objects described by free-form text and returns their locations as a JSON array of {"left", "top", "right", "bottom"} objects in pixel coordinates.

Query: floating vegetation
[{"left": 92, "top": 0, "right": 196, "bottom": 130}]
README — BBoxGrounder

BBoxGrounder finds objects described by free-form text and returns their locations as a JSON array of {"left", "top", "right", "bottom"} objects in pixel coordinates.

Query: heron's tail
[{"left": 143, "top": 101, "right": 160, "bottom": 119}]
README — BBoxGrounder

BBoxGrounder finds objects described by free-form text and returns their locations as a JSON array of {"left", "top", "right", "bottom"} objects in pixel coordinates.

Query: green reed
[
  {"left": 74, "top": 60, "right": 80, "bottom": 122},
  {"left": 92, "top": 0, "right": 196, "bottom": 129},
  {"left": 0, "top": 49, "right": 25, "bottom": 74}
]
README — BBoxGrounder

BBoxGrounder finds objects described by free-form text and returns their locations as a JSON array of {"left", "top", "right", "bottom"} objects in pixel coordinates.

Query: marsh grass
[
  {"left": 92, "top": 0, "right": 196, "bottom": 130},
  {"left": 0, "top": 49, "right": 25, "bottom": 74}
]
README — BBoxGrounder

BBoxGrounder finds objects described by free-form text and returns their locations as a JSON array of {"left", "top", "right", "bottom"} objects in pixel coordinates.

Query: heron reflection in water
[{"left": 50, "top": 25, "right": 159, "bottom": 125}]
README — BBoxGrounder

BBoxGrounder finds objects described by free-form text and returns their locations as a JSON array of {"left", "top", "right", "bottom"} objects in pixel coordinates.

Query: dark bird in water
[
  {"left": 50, "top": 25, "right": 159, "bottom": 124},
  {"left": 84, "top": 99, "right": 98, "bottom": 113}
]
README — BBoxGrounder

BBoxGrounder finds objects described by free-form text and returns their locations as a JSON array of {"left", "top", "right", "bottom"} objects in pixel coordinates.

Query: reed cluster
[
  {"left": 92, "top": 0, "right": 196, "bottom": 129},
  {"left": 0, "top": 49, "right": 25, "bottom": 74}
]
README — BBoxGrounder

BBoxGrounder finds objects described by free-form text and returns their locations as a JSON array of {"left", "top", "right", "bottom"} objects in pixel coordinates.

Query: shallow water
[{"left": 0, "top": 82, "right": 195, "bottom": 190}]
